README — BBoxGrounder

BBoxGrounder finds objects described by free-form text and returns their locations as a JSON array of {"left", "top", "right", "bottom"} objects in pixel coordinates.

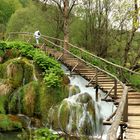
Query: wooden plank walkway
[{"left": 45, "top": 47, "right": 140, "bottom": 140}]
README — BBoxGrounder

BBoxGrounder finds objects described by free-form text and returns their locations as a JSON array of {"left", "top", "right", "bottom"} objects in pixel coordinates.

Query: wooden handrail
[
  {"left": 107, "top": 86, "right": 128, "bottom": 140},
  {"left": 6, "top": 32, "right": 129, "bottom": 139}
]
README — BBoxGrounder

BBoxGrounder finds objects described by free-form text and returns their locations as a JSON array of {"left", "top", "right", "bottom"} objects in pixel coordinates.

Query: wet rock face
[
  {"left": 6, "top": 61, "right": 24, "bottom": 87},
  {"left": 0, "top": 82, "right": 13, "bottom": 96},
  {"left": 48, "top": 92, "right": 102, "bottom": 136},
  {"left": 76, "top": 92, "right": 92, "bottom": 103},
  {"left": 69, "top": 85, "right": 80, "bottom": 96},
  {"left": 0, "top": 58, "right": 34, "bottom": 89},
  {"left": 62, "top": 74, "right": 70, "bottom": 85}
]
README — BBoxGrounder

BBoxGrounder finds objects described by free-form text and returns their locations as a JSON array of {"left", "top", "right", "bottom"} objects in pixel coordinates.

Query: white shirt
[{"left": 34, "top": 31, "right": 41, "bottom": 39}]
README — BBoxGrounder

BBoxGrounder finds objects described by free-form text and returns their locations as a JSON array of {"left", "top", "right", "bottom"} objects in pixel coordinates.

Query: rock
[
  {"left": 62, "top": 74, "right": 70, "bottom": 85},
  {"left": 8, "top": 81, "right": 39, "bottom": 116},
  {"left": 69, "top": 85, "right": 80, "bottom": 96},
  {"left": 31, "top": 117, "right": 42, "bottom": 128},
  {"left": 76, "top": 92, "right": 92, "bottom": 103},
  {"left": 47, "top": 93, "right": 102, "bottom": 136},
  {"left": 0, "top": 81, "right": 13, "bottom": 96}
]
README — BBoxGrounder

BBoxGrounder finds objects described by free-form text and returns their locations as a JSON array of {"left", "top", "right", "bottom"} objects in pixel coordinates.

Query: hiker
[{"left": 34, "top": 30, "right": 41, "bottom": 45}]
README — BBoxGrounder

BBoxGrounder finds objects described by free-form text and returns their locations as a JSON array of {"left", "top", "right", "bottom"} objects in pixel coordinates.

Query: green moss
[
  {"left": 8, "top": 87, "right": 24, "bottom": 114},
  {"left": 9, "top": 81, "right": 40, "bottom": 116},
  {"left": 22, "top": 82, "right": 38, "bottom": 116},
  {"left": 0, "top": 114, "right": 22, "bottom": 131},
  {"left": 0, "top": 96, "right": 7, "bottom": 114},
  {"left": 58, "top": 100, "right": 70, "bottom": 131},
  {"left": 0, "top": 64, "right": 5, "bottom": 78},
  {"left": 6, "top": 60, "right": 24, "bottom": 87},
  {"left": 22, "top": 58, "right": 34, "bottom": 84},
  {"left": 39, "top": 85, "right": 48, "bottom": 122}
]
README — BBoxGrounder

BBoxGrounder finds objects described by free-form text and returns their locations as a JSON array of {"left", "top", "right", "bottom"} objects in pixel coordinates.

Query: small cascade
[
  {"left": 49, "top": 92, "right": 103, "bottom": 138},
  {"left": 33, "top": 71, "right": 38, "bottom": 81},
  {"left": 32, "top": 63, "right": 38, "bottom": 81},
  {"left": 17, "top": 114, "right": 31, "bottom": 129},
  {"left": 22, "top": 77, "right": 25, "bottom": 86},
  {"left": 78, "top": 103, "right": 94, "bottom": 136},
  {"left": 47, "top": 65, "right": 116, "bottom": 139}
]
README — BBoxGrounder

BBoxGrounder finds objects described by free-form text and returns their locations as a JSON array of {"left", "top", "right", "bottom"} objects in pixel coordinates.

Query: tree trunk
[
  {"left": 63, "top": 0, "right": 69, "bottom": 51},
  {"left": 123, "top": 0, "right": 138, "bottom": 66}
]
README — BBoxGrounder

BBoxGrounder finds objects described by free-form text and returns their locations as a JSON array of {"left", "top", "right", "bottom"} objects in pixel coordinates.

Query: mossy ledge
[{"left": 0, "top": 41, "right": 70, "bottom": 131}]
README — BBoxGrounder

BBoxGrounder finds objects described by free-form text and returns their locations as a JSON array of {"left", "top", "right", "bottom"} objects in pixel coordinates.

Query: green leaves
[
  {"left": 43, "top": 72, "right": 61, "bottom": 88},
  {"left": 34, "top": 128, "right": 64, "bottom": 140}
]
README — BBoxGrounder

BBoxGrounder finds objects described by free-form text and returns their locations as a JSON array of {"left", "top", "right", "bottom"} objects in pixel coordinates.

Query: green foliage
[
  {"left": 0, "top": 114, "right": 22, "bottom": 131},
  {"left": 0, "top": 50, "right": 4, "bottom": 57},
  {"left": 129, "top": 75, "right": 140, "bottom": 89},
  {"left": 44, "top": 73, "right": 61, "bottom": 88},
  {"left": 19, "top": 0, "right": 29, "bottom": 7},
  {"left": 33, "top": 128, "right": 64, "bottom": 140},
  {"left": 0, "top": 96, "right": 6, "bottom": 114},
  {"left": 44, "top": 67, "right": 64, "bottom": 88}
]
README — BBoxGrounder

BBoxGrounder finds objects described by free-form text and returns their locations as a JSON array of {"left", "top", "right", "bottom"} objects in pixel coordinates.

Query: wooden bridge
[{"left": 3, "top": 32, "right": 140, "bottom": 140}]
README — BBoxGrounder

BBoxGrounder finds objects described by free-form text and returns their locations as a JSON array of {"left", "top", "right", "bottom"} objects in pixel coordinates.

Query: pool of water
[{"left": 0, "top": 132, "right": 22, "bottom": 140}]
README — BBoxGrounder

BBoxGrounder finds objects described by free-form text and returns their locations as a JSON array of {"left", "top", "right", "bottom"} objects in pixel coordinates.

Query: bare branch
[
  {"left": 68, "top": 0, "right": 77, "bottom": 17},
  {"left": 52, "top": 0, "right": 63, "bottom": 14}
]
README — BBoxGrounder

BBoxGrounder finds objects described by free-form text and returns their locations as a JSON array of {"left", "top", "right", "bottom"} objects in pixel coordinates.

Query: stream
[{"left": 61, "top": 65, "right": 116, "bottom": 139}]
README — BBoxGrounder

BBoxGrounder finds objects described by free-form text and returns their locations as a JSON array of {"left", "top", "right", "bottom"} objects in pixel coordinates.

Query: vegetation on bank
[
  {"left": 0, "top": 41, "right": 69, "bottom": 139},
  {"left": 70, "top": 47, "right": 140, "bottom": 89}
]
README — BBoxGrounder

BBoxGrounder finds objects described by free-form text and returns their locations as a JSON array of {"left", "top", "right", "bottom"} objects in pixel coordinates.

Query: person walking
[{"left": 34, "top": 30, "right": 41, "bottom": 45}]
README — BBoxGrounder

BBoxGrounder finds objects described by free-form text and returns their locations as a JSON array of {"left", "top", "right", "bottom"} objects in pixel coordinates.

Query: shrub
[{"left": 33, "top": 128, "right": 64, "bottom": 140}]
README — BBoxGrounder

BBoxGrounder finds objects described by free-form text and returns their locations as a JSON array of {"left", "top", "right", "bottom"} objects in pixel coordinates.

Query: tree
[
  {"left": 123, "top": 0, "right": 139, "bottom": 66},
  {"left": 42, "top": 0, "right": 77, "bottom": 49}
]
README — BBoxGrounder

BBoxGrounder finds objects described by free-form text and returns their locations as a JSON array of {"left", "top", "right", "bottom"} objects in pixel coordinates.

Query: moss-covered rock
[
  {"left": 69, "top": 85, "right": 80, "bottom": 97},
  {"left": 76, "top": 92, "right": 92, "bottom": 103},
  {"left": 62, "top": 74, "right": 70, "bottom": 85},
  {"left": 48, "top": 93, "right": 101, "bottom": 136},
  {"left": 0, "top": 114, "right": 22, "bottom": 131},
  {"left": 47, "top": 105, "right": 60, "bottom": 130},
  {"left": 0, "top": 58, "right": 35, "bottom": 88},
  {"left": 0, "top": 80, "right": 13, "bottom": 96},
  {"left": 9, "top": 81, "right": 39, "bottom": 116}
]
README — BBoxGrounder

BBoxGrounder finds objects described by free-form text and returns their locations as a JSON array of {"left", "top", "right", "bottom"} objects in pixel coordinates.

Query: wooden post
[
  {"left": 120, "top": 125, "right": 123, "bottom": 140},
  {"left": 95, "top": 68, "right": 98, "bottom": 85},
  {"left": 114, "top": 79, "right": 117, "bottom": 98},
  {"left": 123, "top": 92, "right": 128, "bottom": 122},
  {"left": 95, "top": 85, "right": 99, "bottom": 102}
]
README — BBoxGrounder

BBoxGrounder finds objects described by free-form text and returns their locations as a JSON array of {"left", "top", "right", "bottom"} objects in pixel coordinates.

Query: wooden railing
[{"left": 2, "top": 32, "right": 134, "bottom": 140}]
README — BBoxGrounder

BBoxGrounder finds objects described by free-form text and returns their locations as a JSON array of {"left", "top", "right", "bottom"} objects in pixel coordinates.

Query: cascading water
[{"left": 48, "top": 65, "right": 116, "bottom": 139}]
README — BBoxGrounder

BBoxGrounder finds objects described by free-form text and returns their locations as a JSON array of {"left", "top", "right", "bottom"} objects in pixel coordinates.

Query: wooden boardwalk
[{"left": 46, "top": 47, "right": 140, "bottom": 140}]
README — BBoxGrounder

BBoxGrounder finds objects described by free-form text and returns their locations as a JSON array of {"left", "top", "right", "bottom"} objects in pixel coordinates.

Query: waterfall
[
  {"left": 48, "top": 65, "right": 116, "bottom": 139},
  {"left": 17, "top": 114, "right": 31, "bottom": 129}
]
